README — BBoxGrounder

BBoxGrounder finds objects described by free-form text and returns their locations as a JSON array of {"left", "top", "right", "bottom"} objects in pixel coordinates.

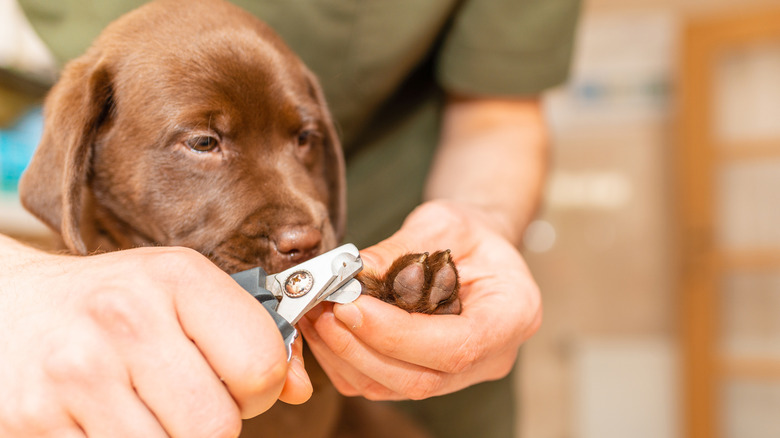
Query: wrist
[{"left": 421, "top": 199, "right": 523, "bottom": 246}]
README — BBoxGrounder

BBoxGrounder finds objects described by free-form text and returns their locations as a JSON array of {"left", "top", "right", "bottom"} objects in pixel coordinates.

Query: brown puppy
[{"left": 20, "top": 0, "right": 459, "bottom": 436}]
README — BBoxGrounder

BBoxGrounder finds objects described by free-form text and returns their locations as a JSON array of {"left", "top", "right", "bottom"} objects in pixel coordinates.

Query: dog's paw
[{"left": 358, "top": 250, "right": 461, "bottom": 315}]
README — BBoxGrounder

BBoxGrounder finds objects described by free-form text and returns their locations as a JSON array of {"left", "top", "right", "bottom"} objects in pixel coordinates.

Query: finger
[
  {"left": 39, "top": 425, "right": 86, "bottom": 438},
  {"left": 331, "top": 296, "right": 483, "bottom": 373},
  {"left": 15, "top": 425, "right": 86, "bottom": 438},
  {"left": 38, "top": 319, "right": 166, "bottom": 438},
  {"left": 161, "top": 250, "right": 289, "bottom": 416},
  {"left": 1, "top": 394, "right": 85, "bottom": 438},
  {"left": 297, "top": 317, "right": 361, "bottom": 396},
  {"left": 277, "top": 336, "right": 312, "bottom": 405},
  {"left": 103, "top": 304, "right": 242, "bottom": 438},
  {"left": 297, "top": 316, "right": 405, "bottom": 400},
  {"left": 320, "top": 302, "right": 519, "bottom": 395},
  {"left": 68, "top": 381, "right": 167, "bottom": 438},
  {"left": 337, "top": 257, "right": 538, "bottom": 368},
  {"left": 54, "top": 430, "right": 87, "bottom": 438},
  {"left": 303, "top": 313, "right": 456, "bottom": 400},
  {"left": 302, "top": 307, "right": 451, "bottom": 400}
]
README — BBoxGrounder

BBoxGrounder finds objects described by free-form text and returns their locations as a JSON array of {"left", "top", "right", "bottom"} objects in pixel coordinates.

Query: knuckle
[
  {"left": 377, "top": 329, "right": 405, "bottom": 357},
  {"left": 332, "top": 381, "right": 359, "bottom": 397},
  {"left": 47, "top": 429, "right": 87, "bottom": 438},
  {"left": 330, "top": 335, "right": 356, "bottom": 358},
  {"left": 43, "top": 340, "right": 102, "bottom": 383},
  {"left": 526, "top": 309, "right": 543, "bottom": 340},
  {"left": 145, "top": 247, "right": 226, "bottom": 294},
  {"left": 493, "top": 354, "right": 519, "bottom": 380},
  {"left": 201, "top": 410, "right": 242, "bottom": 438},
  {"left": 242, "top": 356, "right": 288, "bottom": 395},
  {"left": 5, "top": 390, "right": 55, "bottom": 434},
  {"left": 523, "top": 292, "right": 543, "bottom": 340},
  {"left": 145, "top": 246, "right": 206, "bottom": 274},
  {"left": 403, "top": 371, "right": 443, "bottom": 400},
  {"left": 183, "top": 392, "right": 242, "bottom": 438},
  {"left": 167, "top": 246, "right": 211, "bottom": 266},
  {"left": 87, "top": 289, "right": 147, "bottom": 339},
  {"left": 361, "top": 382, "right": 394, "bottom": 401},
  {"left": 445, "top": 341, "right": 480, "bottom": 374}
]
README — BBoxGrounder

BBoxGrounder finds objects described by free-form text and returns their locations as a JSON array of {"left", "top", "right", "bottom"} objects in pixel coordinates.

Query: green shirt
[{"left": 19, "top": 1, "right": 580, "bottom": 436}]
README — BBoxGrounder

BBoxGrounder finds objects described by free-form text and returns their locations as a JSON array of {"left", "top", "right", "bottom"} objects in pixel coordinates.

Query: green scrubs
[{"left": 19, "top": 1, "right": 580, "bottom": 436}]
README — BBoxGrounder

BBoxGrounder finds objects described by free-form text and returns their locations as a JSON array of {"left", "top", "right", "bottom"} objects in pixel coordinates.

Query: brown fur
[
  {"left": 19, "top": 0, "right": 458, "bottom": 436},
  {"left": 20, "top": 0, "right": 345, "bottom": 274}
]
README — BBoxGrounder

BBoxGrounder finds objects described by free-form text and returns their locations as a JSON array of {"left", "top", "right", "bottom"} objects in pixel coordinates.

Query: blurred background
[
  {"left": 1, "top": 0, "right": 779, "bottom": 437},
  {"left": 0, "top": 0, "right": 54, "bottom": 243}
]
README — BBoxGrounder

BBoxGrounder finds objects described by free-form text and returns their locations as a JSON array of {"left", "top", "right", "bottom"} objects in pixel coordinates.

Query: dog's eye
[
  {"left": 297, "top": 130, "right": 321, "bottom": 148},
  {"left": 186, "top": 136, "right": 219, "bottom": 153}
]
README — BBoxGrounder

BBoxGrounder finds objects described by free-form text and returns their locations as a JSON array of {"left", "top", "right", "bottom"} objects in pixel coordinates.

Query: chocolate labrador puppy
[{"left": 19, "top": 0, "right": 460, "bottom": 436}]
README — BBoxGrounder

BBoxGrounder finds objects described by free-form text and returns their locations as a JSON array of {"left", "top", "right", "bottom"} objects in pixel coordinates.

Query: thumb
[
  {"left": 359, "top": 202, "right": 468, "bottom": 273},
  {"left": 276, "top": 337, "right": 312, "bottom": 405}
]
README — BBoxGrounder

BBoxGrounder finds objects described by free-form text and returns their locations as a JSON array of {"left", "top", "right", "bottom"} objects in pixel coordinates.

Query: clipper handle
[{"left": 231, "top": 267, "right": 297, "bottom": 361}]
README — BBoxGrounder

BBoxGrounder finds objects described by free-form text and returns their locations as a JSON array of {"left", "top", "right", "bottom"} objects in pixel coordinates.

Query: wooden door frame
[{"left": 679, "top": 7, "right": 780, "bottom": 438}]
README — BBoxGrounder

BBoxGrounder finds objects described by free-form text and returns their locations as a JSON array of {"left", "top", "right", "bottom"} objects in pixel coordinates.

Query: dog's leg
[{"left": 358, "top": 250, "right": 461, "bottom": 315}]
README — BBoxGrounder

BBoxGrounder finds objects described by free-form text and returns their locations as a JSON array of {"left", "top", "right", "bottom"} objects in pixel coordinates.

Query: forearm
[{"left": 424, "top": 95, "right": 549, "bottom": 246}]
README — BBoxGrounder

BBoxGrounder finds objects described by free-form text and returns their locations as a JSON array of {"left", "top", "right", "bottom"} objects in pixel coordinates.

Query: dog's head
[{"left": 19, "top": 0, "right": 346, "bottom": 273}]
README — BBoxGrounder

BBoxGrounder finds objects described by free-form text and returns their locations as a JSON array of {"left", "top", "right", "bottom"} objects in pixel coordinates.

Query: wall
[{"left": 518, "top": 0, "right": 780, "bottom": 437}]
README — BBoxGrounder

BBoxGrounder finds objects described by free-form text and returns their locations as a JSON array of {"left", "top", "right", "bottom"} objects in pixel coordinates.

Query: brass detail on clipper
[{"left": 284, "top": 270, "right": 314, "bottom": 298}]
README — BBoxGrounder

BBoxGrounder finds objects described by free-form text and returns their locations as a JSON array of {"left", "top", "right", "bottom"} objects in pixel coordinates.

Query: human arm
[
  {"left": 426, "top": 95, "right": 547, "bottom": 244},
  {"left": 0, "top": 234, "right": 312, "bottom": 437},
  {"left": 297, "top": 96, "right": 547, "bottom": 399}
]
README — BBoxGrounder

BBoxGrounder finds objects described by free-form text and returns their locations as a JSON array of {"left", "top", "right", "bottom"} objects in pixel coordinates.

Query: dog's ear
[
  {"left": 304, "top": 69, "right": 347, "bottom": 241},
  {"left": 19, "top": 54, "right": 114, "bottom": 255}
]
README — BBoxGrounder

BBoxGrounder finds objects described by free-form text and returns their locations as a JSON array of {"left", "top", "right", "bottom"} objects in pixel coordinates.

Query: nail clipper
[{"left": 230, "top": 244, "right": 363, "bottom": 360}]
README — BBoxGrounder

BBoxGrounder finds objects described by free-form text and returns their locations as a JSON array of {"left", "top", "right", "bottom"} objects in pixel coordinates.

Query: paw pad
[{"left": 358, "top": 250, "right": 461, "bottom": 315}]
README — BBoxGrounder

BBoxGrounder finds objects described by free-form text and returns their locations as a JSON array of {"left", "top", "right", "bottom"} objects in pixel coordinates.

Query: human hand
[
  {"left": 0, "top": 240, "right": 312, "bottom": 437},
  {"left": 297, "top": 201, "right": 541, "bottom": 400}
]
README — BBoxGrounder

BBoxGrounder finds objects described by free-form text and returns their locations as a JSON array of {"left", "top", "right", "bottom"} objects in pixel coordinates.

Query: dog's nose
[{"left": 272, "top": 226, "right": 322, "bottom": 262}]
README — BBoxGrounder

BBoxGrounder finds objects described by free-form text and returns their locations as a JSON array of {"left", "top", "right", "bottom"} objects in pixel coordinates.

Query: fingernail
[{"left": 334, "top": 302, "right": 362, "bottom": 330}]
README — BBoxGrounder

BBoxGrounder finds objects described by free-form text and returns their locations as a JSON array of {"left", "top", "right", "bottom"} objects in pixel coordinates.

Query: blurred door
[{"left": 680, "top": 8, "right": 780, "bottom": 438}]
